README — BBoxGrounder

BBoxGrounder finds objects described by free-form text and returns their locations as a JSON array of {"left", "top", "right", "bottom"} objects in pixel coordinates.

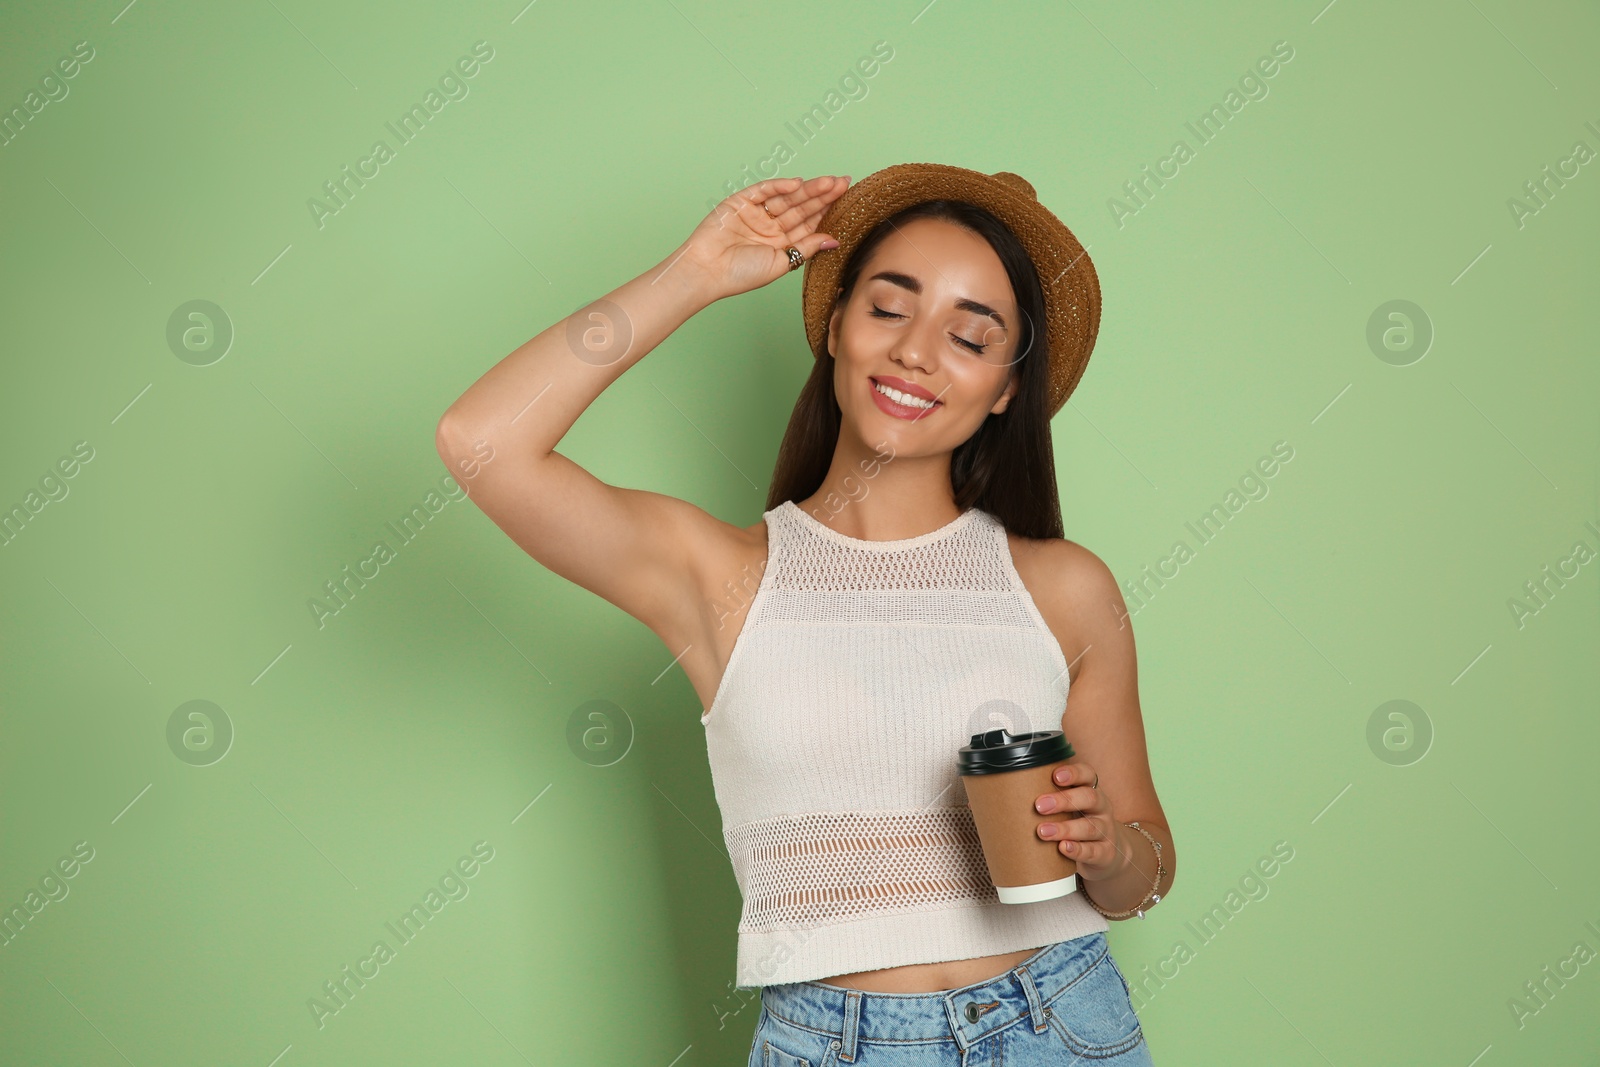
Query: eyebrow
[{"left": 866, "top": 270, "right": 1007, "bottom": 329}]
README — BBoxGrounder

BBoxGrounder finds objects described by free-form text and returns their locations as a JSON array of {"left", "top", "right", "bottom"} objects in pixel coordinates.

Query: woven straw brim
[{"left": 800, "top": 162, "right": 1101, "bottom": 418}]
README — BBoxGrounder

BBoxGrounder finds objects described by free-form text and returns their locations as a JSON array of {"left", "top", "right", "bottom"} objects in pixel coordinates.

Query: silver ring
[{"left": 785, "top": 246, "right": 804, "bottom": 271}]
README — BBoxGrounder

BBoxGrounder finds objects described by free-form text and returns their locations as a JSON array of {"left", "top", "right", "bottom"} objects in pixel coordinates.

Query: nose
[{"left": 889, "top": 315, "right": 940, "bottom": 376}]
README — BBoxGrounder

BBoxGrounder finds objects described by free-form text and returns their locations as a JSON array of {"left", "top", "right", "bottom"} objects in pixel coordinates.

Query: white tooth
[
  {"left": 876, "top": 381, "right": 933, "bottom": 408},
  {"left": 889, "top": 382, "right": 928, "bottom": 406}
]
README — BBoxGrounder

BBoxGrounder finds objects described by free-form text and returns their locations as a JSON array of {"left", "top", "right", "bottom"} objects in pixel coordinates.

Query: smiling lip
[
  {"left": 869, "top": 376, "right": 943, "bottom": 421},
  {"left": 872, "top": 375, "right": 938, "bottom": 401}
]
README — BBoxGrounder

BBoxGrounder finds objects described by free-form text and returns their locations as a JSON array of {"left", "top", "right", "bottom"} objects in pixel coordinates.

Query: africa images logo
[{"left": 306, "top": 42, "right": 495, "bottom": 230}]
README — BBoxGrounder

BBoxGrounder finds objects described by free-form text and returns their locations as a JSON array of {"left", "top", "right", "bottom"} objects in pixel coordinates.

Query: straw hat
[{"left": 799, "top": 162, "right": 1101, "bottom": 417}]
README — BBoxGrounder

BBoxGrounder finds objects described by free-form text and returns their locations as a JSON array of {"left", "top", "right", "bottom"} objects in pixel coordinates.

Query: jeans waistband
[{"left": 758, "top": 931, "right": 1110, "bottom": 1059}]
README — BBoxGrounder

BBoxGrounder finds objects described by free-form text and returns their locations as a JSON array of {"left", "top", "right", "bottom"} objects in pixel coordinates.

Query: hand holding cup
[
  {"left": 957, "top": 728, "right": 1084, "bottom": 903},
  {"left": 1034, "top": 762, "right": 1125, "bottom": 883}
]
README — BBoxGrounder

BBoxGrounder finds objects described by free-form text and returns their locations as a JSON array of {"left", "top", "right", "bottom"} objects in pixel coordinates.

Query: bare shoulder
[
  {"left": 652, "top": 495, "right": 770, "bottom": 614},
  {"left": 1005, "top": 531, "right": 1131, "bottom": 687},
  {"left": 1006, "top": 531, "right": 1124, "bottom": 619},
  {"left": 651, "top": 497, "right": 772, "bottom": 714},
  {"left": 653, "top": 492, "right": 767, "bottom": 553}
]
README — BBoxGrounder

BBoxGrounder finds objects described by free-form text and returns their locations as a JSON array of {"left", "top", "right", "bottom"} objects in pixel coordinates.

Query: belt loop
[
  {"left": 839, "top": 988, "right": 862, "bottom": 1062},
  {"left": 1012, "top": 964, "right": 1049, "bottom": 1033}
]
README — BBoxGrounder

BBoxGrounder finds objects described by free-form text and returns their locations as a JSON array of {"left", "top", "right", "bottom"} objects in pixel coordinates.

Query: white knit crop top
[{"left": 701, "top": 499, "right": 1108, "bottom": 988}]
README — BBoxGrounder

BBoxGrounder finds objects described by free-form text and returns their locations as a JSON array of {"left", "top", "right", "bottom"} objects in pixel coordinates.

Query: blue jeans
[{"left": 745, "top": 932, "right": 1153, "bottom": 1065}]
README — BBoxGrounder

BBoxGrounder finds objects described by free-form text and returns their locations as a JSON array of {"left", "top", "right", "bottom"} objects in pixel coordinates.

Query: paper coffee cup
[{"left": 957, "top": 728, "right": 1079, "bottom": 904}]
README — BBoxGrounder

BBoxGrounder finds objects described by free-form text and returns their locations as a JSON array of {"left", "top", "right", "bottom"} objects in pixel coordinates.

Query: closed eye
[{"left": 869, "top": 305, "right": 987, "bottom": 353}]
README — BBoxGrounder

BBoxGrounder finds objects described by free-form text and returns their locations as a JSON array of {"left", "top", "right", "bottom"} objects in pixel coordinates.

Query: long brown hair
[{"left": 765, "top": 199, "right": 1065, "bottom": 541}]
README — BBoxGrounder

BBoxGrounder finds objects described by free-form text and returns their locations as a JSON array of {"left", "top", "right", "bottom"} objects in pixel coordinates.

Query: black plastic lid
[{"left": 957, "top": 728, "right": 1073, "bottom": 775}]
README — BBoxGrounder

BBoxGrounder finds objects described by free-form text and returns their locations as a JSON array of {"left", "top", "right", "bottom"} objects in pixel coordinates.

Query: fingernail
[
  {"left": 1039, "top": 824, "right": 1055, "bottom": 838},
  {"left": 1036, "top": 797, "right": 1056, "bottom": 813},
  {"left": 821, "top": 238, "right": 839, "bottom": 250},
  {"left": 1055, "top": 768, "right": 1069, "bottom": 784}
]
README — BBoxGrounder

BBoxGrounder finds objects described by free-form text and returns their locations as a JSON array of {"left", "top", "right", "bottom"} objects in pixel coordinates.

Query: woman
[{"left": 437, "top": 164, "right": 1175, "bottom": 1065}]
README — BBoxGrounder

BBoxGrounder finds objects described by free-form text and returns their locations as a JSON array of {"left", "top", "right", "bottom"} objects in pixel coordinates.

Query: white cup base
[{"left": 996, "top": 873, "right": 1078, "bottom": 904}]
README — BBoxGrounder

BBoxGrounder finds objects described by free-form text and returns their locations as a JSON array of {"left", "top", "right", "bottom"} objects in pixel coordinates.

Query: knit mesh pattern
[
  {"left": 701, "top": 500, "right": 1109, "bottom": 988},
  {"left": 780, "top": 527, "right": 1014, "bottom": 592},
  {"left": 727, "top": 807, "right": 998, "bottom": 929}
]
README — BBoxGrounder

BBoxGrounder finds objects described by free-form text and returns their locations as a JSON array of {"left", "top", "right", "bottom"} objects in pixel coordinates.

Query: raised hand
[{"left": 674, "top": 175, "right": 851, "bottom": 303}]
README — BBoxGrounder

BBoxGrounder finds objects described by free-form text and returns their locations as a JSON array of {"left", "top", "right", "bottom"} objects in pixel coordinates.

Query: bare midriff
[{"left": 816, "top": 945, "right": 1044, "bottom": 993}]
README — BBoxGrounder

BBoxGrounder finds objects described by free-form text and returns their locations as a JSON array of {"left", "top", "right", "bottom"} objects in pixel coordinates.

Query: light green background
[{"left": 2, "top": 1, "right": 1596, "bottom": 1064}]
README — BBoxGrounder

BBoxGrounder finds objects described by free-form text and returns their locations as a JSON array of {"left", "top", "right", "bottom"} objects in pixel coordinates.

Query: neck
[{"left": 801, "top": 432, "right": 961, "bottom": 540}]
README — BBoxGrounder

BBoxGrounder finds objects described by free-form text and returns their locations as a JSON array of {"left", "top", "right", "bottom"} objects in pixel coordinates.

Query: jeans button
[{"left": 964, "top": 1002, "right": 981, "bottom": 1023}]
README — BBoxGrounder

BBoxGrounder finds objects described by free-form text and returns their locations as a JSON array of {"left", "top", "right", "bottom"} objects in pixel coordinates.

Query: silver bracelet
[{"left": 1082, "top": 820, "right": 1165, "bottom": 920}]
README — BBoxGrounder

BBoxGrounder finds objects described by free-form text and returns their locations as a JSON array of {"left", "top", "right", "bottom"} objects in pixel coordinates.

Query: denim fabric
[{"left": 745, "top": 932, "right": 1153, "bottom": 1066}]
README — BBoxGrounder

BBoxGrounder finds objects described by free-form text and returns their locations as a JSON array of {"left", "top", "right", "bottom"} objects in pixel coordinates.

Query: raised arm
[{"left": 434, "top": 176, "right": 848, "bottom": 638}]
